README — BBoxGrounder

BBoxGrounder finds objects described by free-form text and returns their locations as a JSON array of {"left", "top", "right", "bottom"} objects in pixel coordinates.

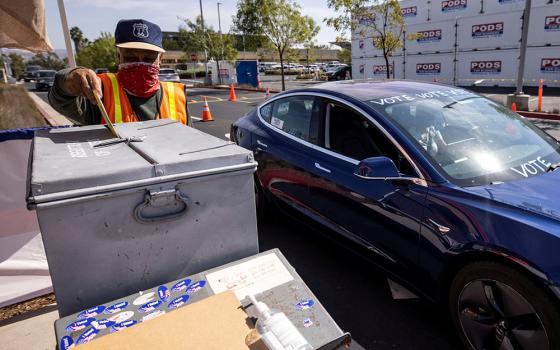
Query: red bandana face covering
[{"left": 117, "top": 62, "right": 160, "bottom": 98}]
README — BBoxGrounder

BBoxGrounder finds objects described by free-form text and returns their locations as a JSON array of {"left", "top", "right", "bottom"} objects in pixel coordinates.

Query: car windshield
[
  {"left": 38, "top": 71, "right": 55, "bottom": 77},
  {"left": 367, "top": 88, "right": 560, "bottom": 186},
  {"left": 160, "top": 69, "right": 176, "bottom": 74}
]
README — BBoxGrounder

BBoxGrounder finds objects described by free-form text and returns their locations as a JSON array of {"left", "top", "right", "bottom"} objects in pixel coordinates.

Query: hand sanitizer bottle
[{"left": 249, "top": 295, "right": 313, "bottom": 350}]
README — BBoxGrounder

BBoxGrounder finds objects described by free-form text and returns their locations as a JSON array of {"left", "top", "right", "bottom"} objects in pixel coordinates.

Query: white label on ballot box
[{"left": 206, "top": 253, "right": 294, "bottom": 300}]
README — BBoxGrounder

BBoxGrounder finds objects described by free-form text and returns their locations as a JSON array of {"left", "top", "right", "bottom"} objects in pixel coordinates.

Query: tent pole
[{"left": 56, "top": 0, "right": 76, "bottom": 68}]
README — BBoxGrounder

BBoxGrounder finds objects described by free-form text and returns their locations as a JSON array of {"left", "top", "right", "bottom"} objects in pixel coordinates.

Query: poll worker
[{"left": 49, "top": 19, "right": 191, "bottom": 126}]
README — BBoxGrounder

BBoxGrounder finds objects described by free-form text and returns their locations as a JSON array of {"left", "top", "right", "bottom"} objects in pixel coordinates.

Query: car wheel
[{"left": 449, "top": 261, "right": 560, "bottom": 350}]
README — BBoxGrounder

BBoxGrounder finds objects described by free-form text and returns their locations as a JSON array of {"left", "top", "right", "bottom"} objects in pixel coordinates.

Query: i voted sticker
[
  {"left": 104, "top": 301, "right": 129, "bottom": 314},
  {"left": 91, "top": 319, "right": 115, "bottom": 330},
  {"left": 303, "top": 318, "right": 314, "bottom": 328},
  {"left": 59, "top": 335, "right": 74, "bottom": 350},
  {"left": 65, "top": 317, "right": 95, "bottom": 332},
  {"left": 168, "top": 295, "right": 189, "bottom": 309},
  {"left": 138, "top": 300, "right": 162, "bottom": 313},
  {"left": 186, "top": 280, "right": 206, "bottom": 294},
  {"left": 108, "top": 311, "right": 134, "bottom": 323},
  {"left": 133, "top": 292, "right": 156, "bottom": 305},
  {"left": 295, "top": 299, "right": 314, "bottom": 311},
  {"left": 142, "top": 310, "right": 166, "bottom": 322},
  {"left": 170, "top": 279, "right": 191, "bottom": 293},
  {"left": 111, "top": 319, "right": 137, "bottom": 333},
  {"left": 158, "top": 285, "right": 171, "bottom": 302},
  {"left": 76, "top": 327, "right": 99, "bottom": 345},
  {"left": 77, "top": 305, "right": 105, "bottom": 319}
]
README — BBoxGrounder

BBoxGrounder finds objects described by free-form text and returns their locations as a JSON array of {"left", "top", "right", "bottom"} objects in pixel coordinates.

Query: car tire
[{"left": 449, "top": 261, "right": 560, "bottom": 350}]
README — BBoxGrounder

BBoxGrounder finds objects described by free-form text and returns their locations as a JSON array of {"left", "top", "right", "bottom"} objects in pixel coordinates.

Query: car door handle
[
  {"left": 314, "top": 162, "right": 331, "bottom": 173},
  {"left": 256, "top": 140, "right": 268, "bottom": 148},
  {"left": 427, "top": 218, "right": 450, "bottom": 235}
]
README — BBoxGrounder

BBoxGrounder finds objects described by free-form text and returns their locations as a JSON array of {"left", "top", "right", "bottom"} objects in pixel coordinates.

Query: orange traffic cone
[
  {"left": 511, "top": 102, "right": 517, "bottom": 112},
  {"left": 229, "top": 84, "right": 237, "bottom": 101},
  {"left": 201, "top": 96, "right": 214, "bottom": 122},
  {"left": 265, "top": 88, "right": 270, "bottom": 99}
]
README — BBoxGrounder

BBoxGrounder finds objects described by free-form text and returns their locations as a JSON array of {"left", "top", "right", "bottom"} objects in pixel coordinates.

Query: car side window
[
  {"left": 323, "top": 101, "right": 416, "bottom": 176},
  {"left": 260, "top": 96, "right": 319, "bottom": 144}
]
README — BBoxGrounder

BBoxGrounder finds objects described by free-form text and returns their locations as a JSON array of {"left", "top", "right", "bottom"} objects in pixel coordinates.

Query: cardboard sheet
[{"left": 78, "top": 291, "right": 258, "bottom": 350}]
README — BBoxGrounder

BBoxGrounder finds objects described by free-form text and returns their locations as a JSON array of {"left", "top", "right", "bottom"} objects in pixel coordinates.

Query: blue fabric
[
  {"left": 115, "top": 19, "right": 163, "bottom": 50},
  {"left": 0, "top": 126, "right": 69, "bottom": 142}
]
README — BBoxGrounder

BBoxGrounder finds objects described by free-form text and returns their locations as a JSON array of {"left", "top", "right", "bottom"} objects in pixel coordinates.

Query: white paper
[
  {"left": 271, "top": 116, "right": 284, "bottom": 130},
  {"left": 206, "top": 253, "right": 294, "bottom": 300}
]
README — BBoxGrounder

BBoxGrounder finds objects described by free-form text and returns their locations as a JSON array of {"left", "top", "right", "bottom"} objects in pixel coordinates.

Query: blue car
[{"left": 231, "top": 81, "right": 560, "bottom": 350}]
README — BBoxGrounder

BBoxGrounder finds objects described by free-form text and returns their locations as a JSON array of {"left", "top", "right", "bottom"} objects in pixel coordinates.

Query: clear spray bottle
[{"left": 249, "top": 294, "right": 313, "bottom": 350}]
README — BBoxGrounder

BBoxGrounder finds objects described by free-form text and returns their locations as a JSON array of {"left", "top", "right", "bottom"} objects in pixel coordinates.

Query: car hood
[{"left": 466, "top": 170, "right": 560, "bottom": 221}]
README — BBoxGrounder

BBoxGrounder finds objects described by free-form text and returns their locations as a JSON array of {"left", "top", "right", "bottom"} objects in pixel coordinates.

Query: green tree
[
  {"left": 8, "top": 53, "right": 25, "bottom": 79},
  {"left": 337, "top": 49, "right": 351, "bottom": 64},
  {"left": 326, "top": 0, "right": 405, "bottom": 78},
  {"left": 179, "top": 17, "right": 238, "bottom": 62},
  {"left": 76, "top": 32, "right": 118, "bottom": 71},
  {"left": 235, "top": 0, "right": 319, "bottom": 90},
  {"left": 232, "top": 0, "right": 273, "bottom": 51},
  {"left": 28, "top": 52, "right": 66, "bottom": 70},
  {"left": 69, "top": 26, "right": 89, "bottom": 54}
]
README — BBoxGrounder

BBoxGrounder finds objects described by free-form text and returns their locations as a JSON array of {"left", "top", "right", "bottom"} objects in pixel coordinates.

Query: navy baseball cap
[{"left": 114, "top": 19, "right": 165, "bottom": 53}]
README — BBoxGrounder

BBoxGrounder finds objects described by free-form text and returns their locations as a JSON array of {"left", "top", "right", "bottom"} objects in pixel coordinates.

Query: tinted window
[
  {"left": 160, "top": 69, "right": 176, "bottom": 74},
  {"left": 324, "top": 101, "right": 415, "bottom": 175},
  {"left": 261, "top": 96, "right": 318, "bottom": 143}
]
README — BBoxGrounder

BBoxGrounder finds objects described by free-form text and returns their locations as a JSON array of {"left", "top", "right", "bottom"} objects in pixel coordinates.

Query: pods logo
[
  {"left": 401, "top": 6, "right": 417, "bottom": 17},
  {"left": 417, "top": 29, "right": 442, "bottom": 43},
  {"left": 442, "top": 0, "right": 467, "bottom": 12},
  {"left": 470, "top": 61, "right": 502, "bottom": 74},
  {"left": 472, "top": 22, "right": 504, "bottom": 38},
  {"left": 541, "top": 58, "right": 560, "bottom": 73},
  {"left": 373, "top": 64, "right": 393, "bottom": 75},
  {"left": 545, "top": 16, "right": 560, "bottom": 31},
  {"left": 416, "top": 63, "right": 441, "bottom": 75}
]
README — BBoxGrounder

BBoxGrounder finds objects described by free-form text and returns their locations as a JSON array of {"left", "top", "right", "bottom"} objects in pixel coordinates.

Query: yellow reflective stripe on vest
[
  {"left": 107, "top": 73, "right": 122, "bottom": 123},
  {"left": 166, "top": 82, "right": 177, "bottom": 121}
]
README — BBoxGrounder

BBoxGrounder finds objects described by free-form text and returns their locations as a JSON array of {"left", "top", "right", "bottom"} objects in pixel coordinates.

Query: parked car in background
[
  {"left": 22, "top": 65, "right": 42, "bottom": 82},
  {"left": 34, "top": 70, "right": 56, "bottom": 91},
  {"left": 326, "top": 66, "right": 352, "bottom": 81},
  {"left": 259, "top": 62, "right": 278, "bottom": 72},
  {"left": 232, "top": 80, "right": 560, "bottom": 350},
  {"left": 94, "top": 68, "right": 109, "bottom": 74},
  {"left": 158, "top": 68, "right": 180, "bottom": 82}
]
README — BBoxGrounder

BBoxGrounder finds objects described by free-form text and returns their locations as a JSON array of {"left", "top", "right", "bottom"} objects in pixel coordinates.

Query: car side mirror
[{"left": 354, "top": 156, "right": 400, "bottom": 179}]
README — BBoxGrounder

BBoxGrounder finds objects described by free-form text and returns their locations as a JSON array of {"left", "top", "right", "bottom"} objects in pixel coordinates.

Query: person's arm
[{"left": 48, "top": 67, "right": 102, "bottom": 125}]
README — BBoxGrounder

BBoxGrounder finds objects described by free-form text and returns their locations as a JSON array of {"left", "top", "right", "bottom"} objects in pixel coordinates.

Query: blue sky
[{"left": 44, "top": 0, "right": 342, "bottom": 50}]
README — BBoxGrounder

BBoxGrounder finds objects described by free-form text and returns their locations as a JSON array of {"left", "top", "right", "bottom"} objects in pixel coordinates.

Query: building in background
[{"left": 352, "top": 0, "right": 560, "bottom": 87}]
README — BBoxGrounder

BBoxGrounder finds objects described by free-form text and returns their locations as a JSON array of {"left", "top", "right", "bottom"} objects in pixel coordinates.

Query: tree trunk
[
  {"left": 279, "top": 49, "right": 285, "bottom": 91},
  {"left": 384, "top": 53, "right": 391, "bottom": 79}
]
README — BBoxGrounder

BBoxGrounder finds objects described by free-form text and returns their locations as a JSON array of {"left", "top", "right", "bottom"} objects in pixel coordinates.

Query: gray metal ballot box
[
  {"left": 27, "top": 120, "right": 259, "bottom": 317},
  {"left": 54, "top": 249, "right": 351, "bottom": 350}
]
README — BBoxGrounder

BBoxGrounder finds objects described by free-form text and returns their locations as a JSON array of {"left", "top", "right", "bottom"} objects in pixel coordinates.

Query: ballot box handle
[{"left": 134, "top": 187, "right": 189, "bottom": 224}]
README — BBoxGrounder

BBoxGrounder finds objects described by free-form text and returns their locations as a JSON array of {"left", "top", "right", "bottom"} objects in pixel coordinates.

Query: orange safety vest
[{"left": 98, "top": 73, "right": 188, "bottom": 125}]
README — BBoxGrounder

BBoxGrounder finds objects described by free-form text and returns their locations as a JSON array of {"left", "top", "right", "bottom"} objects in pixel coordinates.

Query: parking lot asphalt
[{"left": 29, "top": 84, "right": 560, "bottom": 349}]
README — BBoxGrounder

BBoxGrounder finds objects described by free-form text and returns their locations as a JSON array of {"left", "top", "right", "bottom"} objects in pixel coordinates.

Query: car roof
[{"left": 308, "top": 80, "right": 460, "bottom": 102}]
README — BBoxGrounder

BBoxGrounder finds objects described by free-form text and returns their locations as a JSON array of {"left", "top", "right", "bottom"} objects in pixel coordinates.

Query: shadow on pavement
[{"left": 258, "top": 212, "right": 462, "bottom": 350}]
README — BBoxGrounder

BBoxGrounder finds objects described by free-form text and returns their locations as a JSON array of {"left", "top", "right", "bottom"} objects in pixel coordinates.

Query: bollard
[
  {"left": 537, "top": 79, "right": 543, "bottom": 112},
  {"left": 511, "top": 102, "right": 517, "bottom": 112}
]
